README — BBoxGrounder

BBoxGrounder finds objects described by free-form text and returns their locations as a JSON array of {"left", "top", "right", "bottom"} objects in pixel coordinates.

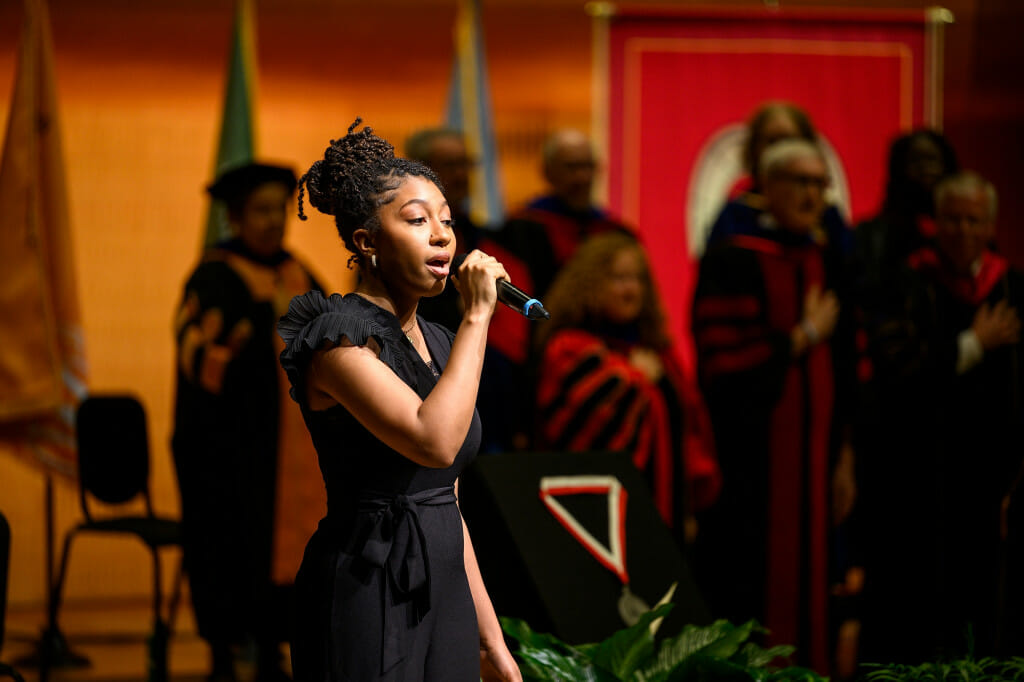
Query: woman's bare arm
[
  {"left": 307, "top": 252, "right": 505, "bottom": 468},
  {"left": 456, "top": 479, "right": 522, "bottom": 681}
]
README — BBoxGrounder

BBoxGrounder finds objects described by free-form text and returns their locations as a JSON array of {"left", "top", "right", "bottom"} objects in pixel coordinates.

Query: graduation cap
[{"left": 206, "top": 162, "right": 298, "bottom": 207}]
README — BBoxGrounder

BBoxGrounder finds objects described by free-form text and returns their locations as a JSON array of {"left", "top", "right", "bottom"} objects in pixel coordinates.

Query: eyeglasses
[{"left": 777, "top": 172, "right": 830, "bottom": 191}]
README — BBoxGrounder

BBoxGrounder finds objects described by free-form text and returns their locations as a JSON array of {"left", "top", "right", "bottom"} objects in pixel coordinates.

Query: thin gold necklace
[{"left": 403, "top": 320, "right": 416, "bottom": 346}]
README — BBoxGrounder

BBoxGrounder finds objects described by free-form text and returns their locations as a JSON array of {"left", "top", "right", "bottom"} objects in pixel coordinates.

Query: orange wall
[{"left": 0, "top": 0, "right": 1021, "bottom": 611}]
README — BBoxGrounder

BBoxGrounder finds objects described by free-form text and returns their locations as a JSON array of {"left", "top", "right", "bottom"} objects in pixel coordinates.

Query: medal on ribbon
[{"left": 538, "top": 475, "right": 650, "bottom": 624}]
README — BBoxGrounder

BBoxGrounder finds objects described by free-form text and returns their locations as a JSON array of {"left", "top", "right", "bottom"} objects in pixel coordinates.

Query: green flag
[{"left": 203, "top": 0, "right": 258, "bottom": 249}]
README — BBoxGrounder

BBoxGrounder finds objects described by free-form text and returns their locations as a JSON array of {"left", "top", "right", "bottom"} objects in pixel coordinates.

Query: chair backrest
[
  {"left": 0, "top": 510, "right": 10, "bottom": 653},
  {"left": 76, "top": 395, "right": 152, "bottom": 517}
]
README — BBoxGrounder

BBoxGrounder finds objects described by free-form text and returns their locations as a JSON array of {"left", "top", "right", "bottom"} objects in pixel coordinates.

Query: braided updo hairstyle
[{"left": 297, "top": 118, "right": 443, "bottom": 265}]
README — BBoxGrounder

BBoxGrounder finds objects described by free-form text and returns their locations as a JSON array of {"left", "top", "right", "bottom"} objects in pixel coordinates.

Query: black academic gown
[
  {"left": 859, "top": 249, "right": 1024, "bottom": 661},
  {"left": 171, "top": 239, "right": 320, "bottom": 647}
]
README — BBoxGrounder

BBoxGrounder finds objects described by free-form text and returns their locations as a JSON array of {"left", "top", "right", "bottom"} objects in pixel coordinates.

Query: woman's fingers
[{"left": 454, "top": 250, "right": 510, "bottom": 315}]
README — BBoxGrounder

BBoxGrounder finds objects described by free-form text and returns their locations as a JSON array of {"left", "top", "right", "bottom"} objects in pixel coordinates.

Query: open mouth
[{"left": 426, "top": 254, "right": 450, "bottom": 277}]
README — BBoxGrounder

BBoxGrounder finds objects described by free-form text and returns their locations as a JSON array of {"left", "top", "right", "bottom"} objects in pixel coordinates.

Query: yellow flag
[{"left": 0, "top": 0, "right": 87, "bottom": 476}]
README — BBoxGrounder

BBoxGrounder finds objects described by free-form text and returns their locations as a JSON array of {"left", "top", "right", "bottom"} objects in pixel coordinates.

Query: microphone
[{"left": 451, "top": 253, "right": 550, "bottom": 320}]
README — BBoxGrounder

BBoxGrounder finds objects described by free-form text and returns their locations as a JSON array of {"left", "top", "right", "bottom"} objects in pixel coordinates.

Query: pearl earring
[{"left": 371, "top": 254, "right": 377, "bottom": 269}]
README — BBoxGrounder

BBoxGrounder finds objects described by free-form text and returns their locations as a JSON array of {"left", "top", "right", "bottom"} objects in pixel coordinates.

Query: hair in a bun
[{"left": 297, "top": 118, "right": 443, "bottom": 261}]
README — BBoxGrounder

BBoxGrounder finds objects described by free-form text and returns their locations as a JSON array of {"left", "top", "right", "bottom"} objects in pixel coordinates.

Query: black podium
[{"left": 459, "top": 450, "right": 709, "bottom": 645}]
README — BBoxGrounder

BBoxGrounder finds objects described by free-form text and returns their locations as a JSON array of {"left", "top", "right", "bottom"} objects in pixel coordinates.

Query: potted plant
[{"left": 501, "top": 603, "right": 827, "bottom": 681}]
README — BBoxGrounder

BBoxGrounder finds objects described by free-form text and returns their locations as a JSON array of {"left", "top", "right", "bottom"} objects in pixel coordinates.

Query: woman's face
[
  {"left": 235, "top": 181, "right": 290, "bottom": 258},
  {"left": 904, "top": 134, "right": 946, "bottom": 193},
  {"left": 373, "top": 175, "right": 455, "bottom": 298},
  {"left": 596, "top": 248, "right": 646, "bottom": 325}
]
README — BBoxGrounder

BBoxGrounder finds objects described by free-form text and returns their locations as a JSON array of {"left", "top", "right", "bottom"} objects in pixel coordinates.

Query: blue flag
[{"left": 446, "top": 0, "right": 504, "bottom": 229}]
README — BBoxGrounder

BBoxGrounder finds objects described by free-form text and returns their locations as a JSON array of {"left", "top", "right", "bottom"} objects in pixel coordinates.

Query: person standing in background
[
  {"left": 859, "top": 171, "right": 1023, "bottom": 662},
  {"left": 693, "top": 139, "right": 856, "bottom": 673},
  {"left": 172, "top": 163, "right": 324, "bottom": 682},
  {"left": 853, "top": 129, "right": 959, "bottom": 327},
  {"left": 707, "top": 101, "right": 851, "bottom": 257},
  {"left": 498, "top": 129, "right": 633, "bottom": 300},
  {"left": 486, "top": 129, "right": 634, "bottom": 452}
]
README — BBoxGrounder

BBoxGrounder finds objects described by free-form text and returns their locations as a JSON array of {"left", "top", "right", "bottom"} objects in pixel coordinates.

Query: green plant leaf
[
  {"left": 633, "top": 619, "right": 754, "bottom": 682},
  {"left": 702, "top": 619, "right": 761, "bottom": 659},
  {"left": 516, "top": 646, "right": 614, "bottom": 682},
  {"left": 502, "top": 617, "right": 579, "bottom": 655},
  {"left": 766, "top": 664, "right": 828, "bottom": 681},
  {"left": 502, "top": 616, "right": 627, "bottom": 681},
  {"left": 662, "top": 652, "right": 758, "bottom": 682},
  {"left": 858, "top": 654, "right": 1024, "bottom": 682},
  {"left": 734, "top": 642, "right": 796, "bottom": 669},
  {"left": 589, "top": 603, "right": 674, "bottom": 679},
  {"left": 994, "top": 657, "right": 1024, "bottom": 680}
]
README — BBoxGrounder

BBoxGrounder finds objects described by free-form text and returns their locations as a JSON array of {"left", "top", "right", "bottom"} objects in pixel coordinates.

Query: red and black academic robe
[
  {"left": 535, "top": 328, "right": 721, "bottom": 541},
  {"left": 476, "top": 196, "right": 635, "bottom": 454},
  {"left": 692, "top": 232, "right": 850, "bottom": 673},
  {"left": 171, "top": 239, "right": 324, "bottom": 645},
  {"left": 858, "top": 247, "right": 1024, "bottom": 661}
]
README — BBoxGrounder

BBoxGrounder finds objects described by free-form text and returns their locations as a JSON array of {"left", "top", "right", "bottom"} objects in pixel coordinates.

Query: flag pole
[
  {"left": 13, "top": 473, "right": 89, "bottom": 675},
  {"left": 2, "top": 0, "right": 88, "bottom": 667}
]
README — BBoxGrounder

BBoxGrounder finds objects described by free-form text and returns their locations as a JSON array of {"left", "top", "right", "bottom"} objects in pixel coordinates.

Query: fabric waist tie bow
[{"left": 354, "top": 486, "right": 457, "bottom": 674}]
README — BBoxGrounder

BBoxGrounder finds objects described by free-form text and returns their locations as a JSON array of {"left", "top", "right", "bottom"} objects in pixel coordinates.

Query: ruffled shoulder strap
[{"left": 277, "top": 291, "right": 399, "bottom": 402}]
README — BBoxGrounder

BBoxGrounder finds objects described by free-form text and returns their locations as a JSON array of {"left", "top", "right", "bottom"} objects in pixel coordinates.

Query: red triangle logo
[{"left": 538, "top": 475, "right": 629, "bottom": 584}]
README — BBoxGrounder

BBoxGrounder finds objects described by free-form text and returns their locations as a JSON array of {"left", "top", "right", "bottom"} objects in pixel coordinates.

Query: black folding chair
[{"left": 47, "top": 395, "right": 183, "bottom": 682}]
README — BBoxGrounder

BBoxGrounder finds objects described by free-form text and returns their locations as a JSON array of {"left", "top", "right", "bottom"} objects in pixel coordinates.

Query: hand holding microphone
[{"left": 451, "top": 252, "right": 550, "bottom": 320}]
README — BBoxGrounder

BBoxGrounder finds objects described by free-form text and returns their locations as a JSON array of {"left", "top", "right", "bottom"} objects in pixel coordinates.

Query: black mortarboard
[{"left": 206, "top": 162, "right": 298, "bottom": 202}]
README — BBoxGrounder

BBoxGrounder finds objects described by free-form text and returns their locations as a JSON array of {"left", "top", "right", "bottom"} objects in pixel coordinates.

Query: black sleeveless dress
[{"left": 278, "top": 292, "right": 480, "bottom": 681}]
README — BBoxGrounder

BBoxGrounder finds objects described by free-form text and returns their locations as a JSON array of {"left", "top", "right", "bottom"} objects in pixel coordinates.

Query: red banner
[{"left": 598, "top": 6, "right": 943, "bottom": 372}]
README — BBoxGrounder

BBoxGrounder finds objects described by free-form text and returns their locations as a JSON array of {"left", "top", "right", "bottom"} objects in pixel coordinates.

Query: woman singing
[{"left": 277, "top": 120, "right": 521, "bottom": 681}]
